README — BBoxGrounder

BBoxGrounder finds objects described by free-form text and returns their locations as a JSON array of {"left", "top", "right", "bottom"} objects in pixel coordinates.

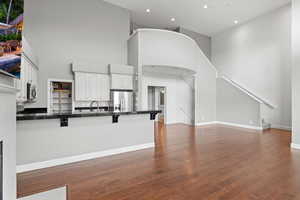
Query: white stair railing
[{"left": 218, "top": 73, "right": 276, "bottom": 110}]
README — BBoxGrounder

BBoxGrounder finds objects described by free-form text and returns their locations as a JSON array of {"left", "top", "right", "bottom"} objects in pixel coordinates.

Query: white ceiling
[{"left": 104, "top": 0, "right": 290, "bottom": 36}]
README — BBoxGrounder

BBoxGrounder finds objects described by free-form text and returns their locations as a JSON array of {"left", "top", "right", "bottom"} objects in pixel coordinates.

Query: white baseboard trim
[
  {"left": 196, "top": 121, "right": 217, "bottom": 126},
  {"left": 17, "top": 143, "right": 155, "bottom": 173},
  {"left": 164, "top": 122, "right": 177, "bottom": 125},
  {"left": 291, "top": 143, "right": 300, "bottom": 150},
  {"left": 271, "top": 124, "right": 292, "bottom": 131},
  {"left": 196, "top": 121, "right": 262, "bottom": 130},
  {"left": 165, "top": 122, "right": 193, "bottom": 126},
  {"left": 181, "top": 122, "right": 194, "bottom": 126},
  {"left": 216, "top": 121, "right": 263, "bottom": 130}
]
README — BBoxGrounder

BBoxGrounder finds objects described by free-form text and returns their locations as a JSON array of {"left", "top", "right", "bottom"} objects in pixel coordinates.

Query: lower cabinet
[{"left": 75, "top": 72, "right": 110, "bottom": 101}]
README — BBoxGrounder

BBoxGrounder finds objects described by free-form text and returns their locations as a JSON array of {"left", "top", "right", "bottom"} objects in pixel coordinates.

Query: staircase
[
  {"left": 128, "top": 29, "right": 277, "bottom": 129},
  {"left": 217, "top": 73, "right": 276, "bottom": 130},
  {"left": 180, "top": 28, "right": 277, "bottom": 129}
]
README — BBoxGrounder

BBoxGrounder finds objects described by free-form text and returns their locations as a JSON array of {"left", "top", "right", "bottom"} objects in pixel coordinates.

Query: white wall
[
  {"left": 194, "top": 57, "right": 216, "bottom": 124},
  {"left": 22, "top": 37, "right": 38, "bottom": 66},
  {"left": 0, "top": 74, "right": 14, "bottom": 87},
  {"left": 0, "top": 86, "right": 17, "bottom": 200},
  {"left": 17, "top": 115, "right": 154, "bottom": 166},
  {"left": 212, "top": 5, "right": 292, "bottom": 129},
  {"left": 142, "top": 72, "right": 193, "bottom": 125},
  {"left": 178, "top": 27, "right": 211, "bottom": 60},
  {"left": 292, "top": 0, "right": 300, "bottom": 147},
  {"left": 138, "top": 29, "right": 200, "bottom": 73},
  {"left": 217, "top": 78, "right": 261, "bottom": 127},
  {"left": 23, "top": 0, "right": 130, "bottom": 108},
  {"left": 129, "top": 29, "right": 217, "bottom": 124}
]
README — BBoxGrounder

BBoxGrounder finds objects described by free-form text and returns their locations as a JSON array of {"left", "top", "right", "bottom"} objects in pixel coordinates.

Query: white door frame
[{"left": 147, "top": 85, "right": 167, "bottom": 124}]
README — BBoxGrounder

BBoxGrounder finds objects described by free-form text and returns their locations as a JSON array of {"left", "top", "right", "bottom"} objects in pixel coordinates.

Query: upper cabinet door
[
  {"left": 75, "top": 72, "right": 111, "bottom": 102},
  {"left": 98, "top": 74, "right": 110, "bottom": 101},
  {"left": 111, "top": 74, "right": 133, "bottom": 90},
  {"left": 88, "top": 73, "right": 98, "bottom": 101},
  {"left": 17, "top": 56, "right": 39, "bottom": 102},
  {"left": 31, "top": 66, "right": 38, "bottom": 86},
  {"left": 75, "top": 72, "right": 87, "bottom": 101}
]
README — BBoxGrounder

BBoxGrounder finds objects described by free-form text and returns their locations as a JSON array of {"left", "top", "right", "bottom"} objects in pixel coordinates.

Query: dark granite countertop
[{"left": 17, "top": 110, "right": 162, "bottom": 121}]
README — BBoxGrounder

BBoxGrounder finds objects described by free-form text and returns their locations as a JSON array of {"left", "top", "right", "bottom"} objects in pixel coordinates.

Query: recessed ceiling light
[
  {"left": 146, "top": 9, "right": 151, "bottom": 13},
  {"left": 203, "top": 4, "right": 208, "bottom": 9},
  {"left": 171, "top": 18, "right": 176, "bottom": 22},
  {"left": 234, "top": 20, "right": 239, "bottom": 24}
]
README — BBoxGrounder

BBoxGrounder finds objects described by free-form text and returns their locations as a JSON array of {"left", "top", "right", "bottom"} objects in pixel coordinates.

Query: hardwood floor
[{"left": 17, "top": 123, "right": 300, "bottom": 200}]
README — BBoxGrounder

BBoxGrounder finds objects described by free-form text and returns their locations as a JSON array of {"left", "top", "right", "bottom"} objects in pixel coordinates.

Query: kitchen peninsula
[
  {"left": 14, "top": 60, "right": 164, "bottom": 173},
  {"left": 16, "top": 110, "right": 161, "bottom": 173}
]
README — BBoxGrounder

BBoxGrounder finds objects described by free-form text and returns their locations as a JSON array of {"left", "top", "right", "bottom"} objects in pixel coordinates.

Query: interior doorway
[{"left": 148, "top": 86, "right": 166, "bottom": 124}]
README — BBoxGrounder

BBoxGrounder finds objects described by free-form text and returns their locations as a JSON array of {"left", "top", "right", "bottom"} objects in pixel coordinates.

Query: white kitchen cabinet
[
  {"left": 17, "top": 58, "right": 27, "bottom": 102},
  {"left": 31, "top": 66, "right": 38, "bottom": 87},
  {"left": 88, "top": 73, "right": 97, "bottom": 101},
  {"left": 75, "top": 72, "right": 110, "bottom": 101},
  {"left": 16, "top": 56, "right": 39, "bottom": 102},
  {"left": 111, "top": 74, "right": 133, "bottom": 90},
  {"left": 75, "top": 72, "right": 87, "bottom": 101},
  {"left": 75, "top": 72, "right": 90, "bottom": 101},
  {"left": 98, "top": 74, "right": 110, "bottom": 101}
]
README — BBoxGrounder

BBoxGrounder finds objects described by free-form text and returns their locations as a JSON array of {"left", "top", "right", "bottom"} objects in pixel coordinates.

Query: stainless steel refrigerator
[{"left": 111, "top": 90, "right": 133, "bottom": 112}]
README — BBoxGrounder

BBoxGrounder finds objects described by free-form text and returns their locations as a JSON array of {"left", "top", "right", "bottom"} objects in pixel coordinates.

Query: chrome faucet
[{"left": 90, "top": 101, "right": 100, "bottom": 112}]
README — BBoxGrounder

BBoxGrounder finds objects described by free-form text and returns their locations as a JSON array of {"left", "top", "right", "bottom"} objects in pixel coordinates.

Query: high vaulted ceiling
[{"left": 104, "top": 0, "right": 290, "bottom": 36}]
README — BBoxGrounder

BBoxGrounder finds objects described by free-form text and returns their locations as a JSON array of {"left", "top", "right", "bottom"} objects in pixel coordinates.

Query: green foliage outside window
[
  {"left": 0, "top": 32, "right": 22, "bottom": 41},
  {"left": 0, "top": 0, "right": 24, "bottom": 24}
]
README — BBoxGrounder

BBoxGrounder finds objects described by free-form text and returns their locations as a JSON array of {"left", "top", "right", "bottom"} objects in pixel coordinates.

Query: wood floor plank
[{"left": 17, "top": 124, "right": 300, "bottom": 200}]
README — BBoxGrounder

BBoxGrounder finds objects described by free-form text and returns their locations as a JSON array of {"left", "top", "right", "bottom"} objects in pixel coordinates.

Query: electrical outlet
[{"left": 249, "top": 120, "right": 254, "bottom": 125}]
